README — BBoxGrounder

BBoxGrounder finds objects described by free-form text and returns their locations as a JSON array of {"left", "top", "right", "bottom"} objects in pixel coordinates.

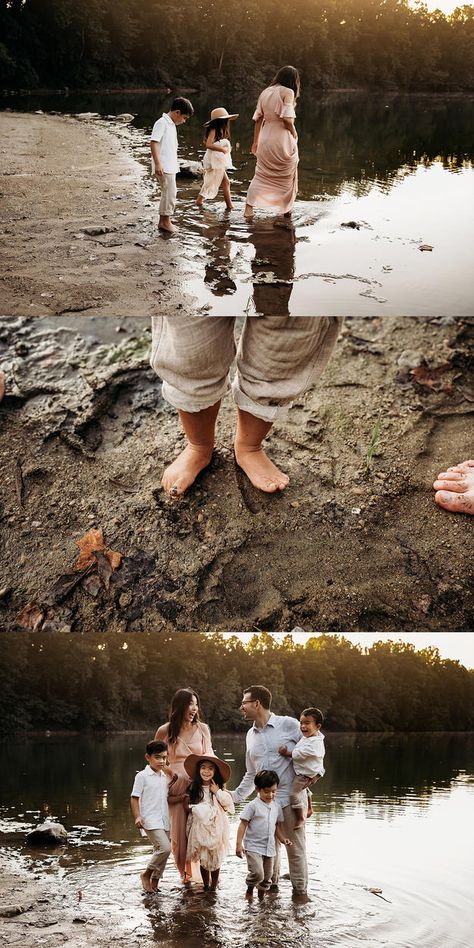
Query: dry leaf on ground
[{"left": 14, "top": 602, "right": 44, "bottom": 631}]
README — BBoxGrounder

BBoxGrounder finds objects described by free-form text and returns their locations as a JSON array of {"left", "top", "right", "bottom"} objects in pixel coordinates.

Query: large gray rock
[{"left": 26, "top": 821, "right": 68, "bottom": 846}]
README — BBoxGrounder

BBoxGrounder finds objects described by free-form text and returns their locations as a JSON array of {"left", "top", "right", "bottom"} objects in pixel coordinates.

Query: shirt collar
[
  {"left": 253, "top": 712, "right": 276, "bottom": 731},
  {"left": 163, "top": 112, "right": 174, "bottom": 125},
  {"left": 145, "top": 764, "right": 164, "bottom": 777}
]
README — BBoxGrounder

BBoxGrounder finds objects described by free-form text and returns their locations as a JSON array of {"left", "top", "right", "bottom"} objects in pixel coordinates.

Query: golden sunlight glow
[{"left": 410, "top": 0, "right": 471, "bottom": 13}]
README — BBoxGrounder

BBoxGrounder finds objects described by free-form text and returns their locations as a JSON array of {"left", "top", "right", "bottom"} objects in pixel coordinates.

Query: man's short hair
[
  {"left": 243, "top": 685, "right": 272, "bottom": 709},
  {"left": 146, "top": 740, "right": 168, "bottom": 756},
  {"left": 302, "top": 707, "right": 324, "bottom": 726},
  {"left": 170, "top": 96, "right": 194, "bottom": 116},
  {"left": 254, "top": 769, "right": 280, "bottom": 789}
]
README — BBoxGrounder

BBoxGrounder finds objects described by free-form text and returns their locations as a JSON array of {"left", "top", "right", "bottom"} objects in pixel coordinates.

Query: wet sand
[
  {"left": 0, "top": 315, "right": 473, "bottom": 633},
  {"left": 0, "top": 111, "right": 194, "bottom": 317}
]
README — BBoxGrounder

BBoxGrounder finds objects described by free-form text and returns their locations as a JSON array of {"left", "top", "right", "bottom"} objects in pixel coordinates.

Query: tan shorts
[
  {"left": 150, "top": 315, "right": 342, "bottom": 422},
  {"left": 159, "top": 173, "right": 177, "bottom": 216}
]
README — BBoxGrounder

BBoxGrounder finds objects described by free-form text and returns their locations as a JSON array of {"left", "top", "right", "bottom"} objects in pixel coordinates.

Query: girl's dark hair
[
  {"left": 271, "top": 65, "right": 300, "bottom": 100},
  {"left": 188, "top": 759, "right": 224, "bottom": 803},
  {"left": 204, "top": 117, "right": 230, "bottom": 144},
  {"left": 167, "top": 688, "right": 201, "bottom": 744}
]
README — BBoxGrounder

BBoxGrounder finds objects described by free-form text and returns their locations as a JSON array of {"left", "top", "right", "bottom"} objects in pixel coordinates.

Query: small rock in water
[
  {"left": 114, "top": 113, "right": 135, "bottom": 122},
  {"left": 27, "top": 821, "right": 68, "bottom": 846}
]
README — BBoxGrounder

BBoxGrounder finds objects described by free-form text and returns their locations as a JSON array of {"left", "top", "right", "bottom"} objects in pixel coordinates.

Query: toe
[
  {"left": 433, "top": 478, "right": 466, "bottom": 493},
  {"left": 435, "top": 490, "right": 467, "bottom": 512}
]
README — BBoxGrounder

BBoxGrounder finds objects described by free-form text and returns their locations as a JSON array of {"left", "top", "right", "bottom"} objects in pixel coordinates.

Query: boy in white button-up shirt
[
  {"left": 150, "top": 96, "right": 194, "bottom": 234},
  {"left": 279, "top": 707, "right": 325, "bottom": 828},
  {"left": 236, "top": 770, "right": 291, "bottom": 897},
  {"left": 131, "top": 740, "right": 177, "bottom": 892}
]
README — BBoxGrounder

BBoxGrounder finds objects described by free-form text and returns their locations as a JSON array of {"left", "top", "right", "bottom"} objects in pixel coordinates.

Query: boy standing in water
[
  {"left": 150, "top": 97, "right": 194, "bottom": 233},
  {"left": 131, "top": 740, "right": 177, "bottom": 892},
  {"left": 235, "top": 770, "right": 292, "bottom": 897}
]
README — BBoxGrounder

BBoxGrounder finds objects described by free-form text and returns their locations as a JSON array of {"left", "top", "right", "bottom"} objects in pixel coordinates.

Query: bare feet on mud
[
  {"left": 433, "top": 460, "right": 474, "bottom": 515},
  {"left": 162, "top": 444, "right": 214, "bottom": 496},
  {"left": 158, "top": 215, "right": 178, "bottom": 233},
  {"left": 140, "top": 871, "right": 154, "bottom": 893},
  {"left": 234, "top": 443, "right": 289, "bottom": 492},
  {"left": 244, "top": 204, "right": 254, "bottom": 219}
]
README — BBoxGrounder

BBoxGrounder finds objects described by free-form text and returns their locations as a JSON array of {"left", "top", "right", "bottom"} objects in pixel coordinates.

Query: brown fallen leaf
[
  {"left": 95, "top": 550, "right": 113, "bottom": 591},
  {"left": 82, "top": 573, "right": 102, "bottom": 598},
  {"left": 14, "top": 602, "right": 44, "bottom": 631},
  {"left": 411, "top": 362, "right": 452, "bottom": 391},
  {"left": 75, "top": 528, "right": 106, "bottom": 571}
]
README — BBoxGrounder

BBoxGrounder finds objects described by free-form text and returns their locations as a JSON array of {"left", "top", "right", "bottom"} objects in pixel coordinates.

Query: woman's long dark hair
[
  {"left": 271, "top": 65, "right": 300, "bottom": 100},
  {"left": 204, "top": 117, "right": 230, "bottom": 145},
  {"left": 167, "top": 688, "right": 201, "bottom": 744},
  {"left": 188, "top": 759, "right": 225, "bottom": 804}
]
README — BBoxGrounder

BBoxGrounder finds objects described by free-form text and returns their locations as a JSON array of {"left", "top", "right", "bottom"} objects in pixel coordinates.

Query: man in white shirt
[
  {"left": 131, "top": 739, "right": 177, "bottom": 891},
  {"left": 232, "top": 685, "right": 316, "bottom": 899},
  {"left": 150, "top": 96, "right": 194, "bottom": 234}
]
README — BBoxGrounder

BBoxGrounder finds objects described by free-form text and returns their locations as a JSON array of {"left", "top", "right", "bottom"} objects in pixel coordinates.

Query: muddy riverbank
[{"left": 0, "top": 315, "right": 473, "bottom": 633}]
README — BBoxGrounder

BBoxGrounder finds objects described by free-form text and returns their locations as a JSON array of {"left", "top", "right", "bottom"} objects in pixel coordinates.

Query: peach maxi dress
[
  {"left": 246, "top": 85, "right": 299, "bottom": 213},
  {"left": 158, "top": 722, "right": 214, "bottom": 881}
]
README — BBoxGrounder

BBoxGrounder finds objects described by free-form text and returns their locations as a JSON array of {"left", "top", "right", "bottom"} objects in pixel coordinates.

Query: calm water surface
[
  {"left": 3, "top": 91, "right": 474, "bottom": 317},
  {"left": 1, "top": 732, "right": 473, "bottom": 947}
]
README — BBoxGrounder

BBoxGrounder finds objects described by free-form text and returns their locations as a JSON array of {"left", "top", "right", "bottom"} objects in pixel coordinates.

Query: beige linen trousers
[{"left": 150, "top": 316, "right": 342, "bottom": 422}]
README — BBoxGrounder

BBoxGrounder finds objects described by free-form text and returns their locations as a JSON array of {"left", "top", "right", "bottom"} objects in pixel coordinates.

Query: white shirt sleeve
[
  {"left": 150, "top": 117, "right": 165, "bottom": 142},
  {"left": 131, "top": 771, "right": 144, "bottom": 798},
  {"left": 232, "top": 739, "right": 257, "bottom": 803}
]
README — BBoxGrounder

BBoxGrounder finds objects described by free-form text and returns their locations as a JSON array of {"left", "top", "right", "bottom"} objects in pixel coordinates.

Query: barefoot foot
[
  {"left": 159, "top": 216, "right": 178, "bottom": 233},
  {"left": 234, "top": 444, "right": 289, "bottom": 493},
  {"left": 162, "top": 444, "right": 213, "bottom": 496},
  {"left": 140, "top": 871, "right": 154, "bottom": 893},
  {"left": 433, "top": 460, "right": 474, "bottom": 515}
]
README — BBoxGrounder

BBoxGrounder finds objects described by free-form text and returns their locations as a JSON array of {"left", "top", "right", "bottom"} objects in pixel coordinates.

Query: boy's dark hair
[
  {"left": 188, "top": 758, "right": 225, "bottom": 803},
  {"left": 255, "top": 770, "right": 280, "bottom": 790},
  {"left": 243, "top": 685, "right": 272, "bottom": 708},
  {"left": 146, "top": 740, "right": 168, "bottom": 756},
  {"left": 302, "top": 707, "right": 324, "bottom": 726},
  {"left": 171, "top": 96, "right": 194, "bottom": 116}
]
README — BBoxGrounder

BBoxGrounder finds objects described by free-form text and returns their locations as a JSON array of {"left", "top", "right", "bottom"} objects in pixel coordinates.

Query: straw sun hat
[
  {"left": 204, "top": 107, "right": 239, "bottom": 126},
  {"left": 184, "top": 753, "right": 231, "bottom": 783}
]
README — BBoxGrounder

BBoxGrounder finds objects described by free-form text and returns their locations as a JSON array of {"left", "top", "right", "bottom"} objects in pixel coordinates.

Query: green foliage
[
  {"left": 1, "top": 0, "right": 474, "bottom": 91},
  {"left": 0, "top": 630, "right": 473, "bottom": 735}
]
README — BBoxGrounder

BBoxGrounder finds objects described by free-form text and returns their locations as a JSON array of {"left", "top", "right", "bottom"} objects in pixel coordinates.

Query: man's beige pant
[
  {"left": 245, "top": 850, "right": 275, "bottom": 890},
  {"left": 159, "top": 173, "right": 177, "bottom": 216},
  {"left": 272, "top": 804, "right": 308, "bottom": 895},
  {"left": 150, "top": 315, "right": 342, "bottom": 422},
  {"left": 144, "top": 828, "right": 171, "bottom": 879}
]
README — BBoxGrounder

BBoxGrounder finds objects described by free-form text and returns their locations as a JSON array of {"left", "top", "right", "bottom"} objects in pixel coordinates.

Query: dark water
[
  {"left": 1, "top": 732, "right": 473, "bottom": 947},
  {"left": 2, "top": 90, "right": 474, "bottom": 316}
]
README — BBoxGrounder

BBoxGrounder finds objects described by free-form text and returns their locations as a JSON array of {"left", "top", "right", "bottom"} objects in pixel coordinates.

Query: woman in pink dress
[
  {"left": 245, "top": 65, "right": 300, "bottom": 220},
  {"left": 155, "top": 688, "right": 214, "bottom": 882}
]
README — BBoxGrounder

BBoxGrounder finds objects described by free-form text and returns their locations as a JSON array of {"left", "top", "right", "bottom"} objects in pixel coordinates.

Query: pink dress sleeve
[
  {"left": 277, "top": 87, "right": 296, "bottom": 119},
  {"left": 252, "top": 94, "right": 264, "bottom": 122}
]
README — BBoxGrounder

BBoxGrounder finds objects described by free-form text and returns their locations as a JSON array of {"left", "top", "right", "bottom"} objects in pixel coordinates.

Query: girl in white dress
[
  {"left": 196, "top": 107, "right": 238, "bottom": 210},
  {"left": 183, "top": 753, "right": 234, "bottom": 889}
]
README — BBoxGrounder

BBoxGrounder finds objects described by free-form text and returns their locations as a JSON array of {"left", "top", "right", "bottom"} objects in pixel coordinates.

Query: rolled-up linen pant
[
  {"left": 144, "top": 828, "right": 171, "bottom": 880},
  {"left": 272, "top": 804, "right": 308, "bottom": 895},
  {"left": 245, "top": 850, "right": 275, "bottom": 889},
  {"left": 150, "top": 316, "right": 343, "bottom": 422},
  {"left": 159, "top": 173, "right": 177, "bottom": 216}
]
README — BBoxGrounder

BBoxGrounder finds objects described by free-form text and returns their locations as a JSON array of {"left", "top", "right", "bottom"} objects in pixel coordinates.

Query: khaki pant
[
  {"left": 245, "top": 850, "right": 275, "bottom": 890},
  {"left": 290, "top": 774, "right": 311, "bottom": 810},
  {"left": 144, "top": 828, "right": 171, "bottom": 880},
  {"left": 272, "top": 804, "right": 308, "bottom": 895},
  {"left": 150, "top": 315, "right": 342, "bottom": 422},
  {"left": 159, "top": 173, "right": 177, "bottom": 216}
]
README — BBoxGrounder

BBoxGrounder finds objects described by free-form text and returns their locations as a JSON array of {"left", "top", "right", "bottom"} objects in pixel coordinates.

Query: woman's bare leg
[
  {"left": 244, "top": 203, "right": 253, "bottom": 219},
  {"left": 234, "top": 408, "right": 289, "bottom": 492},
  {"left": 162, "top": 401, "right": 221, "bottom": 495}
]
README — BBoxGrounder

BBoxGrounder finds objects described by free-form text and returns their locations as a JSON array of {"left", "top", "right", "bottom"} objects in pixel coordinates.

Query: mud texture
[
  {"left": 0, "top": 315, "right": 473, "bottom": 634},
  {"left": 0, "top": 111, "right": 195, "bottom": 318}
]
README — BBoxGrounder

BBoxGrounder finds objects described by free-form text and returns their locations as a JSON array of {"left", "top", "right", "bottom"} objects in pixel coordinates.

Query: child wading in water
[
  {"left": 235, "top": 770, "right": 292, "bottom": 898},
  {"left": 279, "top": 707, "right": 325, "bottom": 829},
  {"left": 196, "top": 108, "right": 238, "bottom": 211},
  {"left": 184, "top": 754, "right": 235, "bottom": 889},
  {"left": 130, "top": 740, "right": 178, "bottom": 892}
]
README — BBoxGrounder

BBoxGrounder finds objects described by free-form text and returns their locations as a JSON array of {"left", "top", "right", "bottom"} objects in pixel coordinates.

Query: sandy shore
[
  {"left": 0, "top": 111, "right": 194, "bottom": 317},
  {"left": 0, "top": 315, "right": 473, "bottom": 633}
]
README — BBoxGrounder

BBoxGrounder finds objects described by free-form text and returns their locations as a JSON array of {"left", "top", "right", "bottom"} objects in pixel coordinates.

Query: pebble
[{"left": 290, "top": 501, "right": 300, "bottom": 508}]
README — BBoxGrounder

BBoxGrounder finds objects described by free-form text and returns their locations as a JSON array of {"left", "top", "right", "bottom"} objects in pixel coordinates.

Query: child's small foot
[
  {"left": 225, "top": 202, "right": 234, "bottom": 210},
  {"left": 162, "top": 444, "right": 214, "bottom": 496},
  {"left": 159, "top": 217, "right": 178, "bottom": 233},
  {"left": 234, "top": 443, "right": 289, "bottom": 493},
  {"left": 245, "top": 886, "right": 254, "bottom": 899},
  {"left": 244, "top": 204, "right": 253, "bottom": 219},
  {"left": 196, "top": 197, "right": 204, "bottom": 207},
  {"left": 140, "top": 871, "right": 154, "bottom": 893},
  {"left": 257, "top": 888, "right": 265, "bottom": 900}
]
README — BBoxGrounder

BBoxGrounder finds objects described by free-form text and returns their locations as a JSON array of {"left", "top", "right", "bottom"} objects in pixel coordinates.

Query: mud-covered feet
[
  {"left": 162, "top": 444, "right": 213, "bottom": 496},
  {"left": 140, "top": 871, "right": 154, "bottom": 893},
  {"left": 234, "top": 443, "right": 289, "bottom": 493},
  {"left": 433, "top": 460, "right": 474, "bottom": 515}
]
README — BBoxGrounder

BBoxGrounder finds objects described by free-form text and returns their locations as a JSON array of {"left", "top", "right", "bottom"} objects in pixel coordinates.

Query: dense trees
[
  {"left": 1, "top": 631, "right": 473, "bottom": 734},
  {"left": 1, "top": 0, "right": 473, "bottom": 91}
]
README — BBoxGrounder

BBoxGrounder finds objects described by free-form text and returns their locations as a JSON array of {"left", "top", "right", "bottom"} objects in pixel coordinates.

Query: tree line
[
  {"left": 1, "top": 0, "right": 474, "bottom": 92},
  {"left": 1, "top": 631, "right": 473, "bottom": 734}
]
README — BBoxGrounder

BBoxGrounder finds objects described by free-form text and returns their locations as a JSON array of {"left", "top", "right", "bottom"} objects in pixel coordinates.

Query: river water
[
  {"left": 2, "top": 91, "right": 474, "bottom": 317},
  {"left": 1, "top": 732, "right": 473, "bottom": 947}
]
